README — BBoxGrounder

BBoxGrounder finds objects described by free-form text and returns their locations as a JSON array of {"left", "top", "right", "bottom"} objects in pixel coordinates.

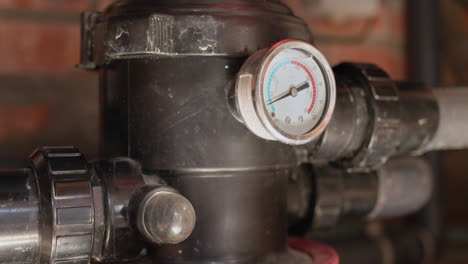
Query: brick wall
[
  {"left": 0, "top": 0, "right": 107, "bottom": 158},
  {"left": 282, "top": 0, "right": 407, "bottom": 79},
  {"left": 0, "top": 0, "right": 114, "bottom": 75}
]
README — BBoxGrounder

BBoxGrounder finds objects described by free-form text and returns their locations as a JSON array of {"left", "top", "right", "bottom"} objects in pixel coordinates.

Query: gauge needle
[{"left": 267, "top": 82, "right": 310, "bottom": 105}]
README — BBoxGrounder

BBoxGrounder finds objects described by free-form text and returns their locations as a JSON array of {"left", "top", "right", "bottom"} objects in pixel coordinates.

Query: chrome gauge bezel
[{"left": 235, "top": 39, "right": 336, "bottom": 145}]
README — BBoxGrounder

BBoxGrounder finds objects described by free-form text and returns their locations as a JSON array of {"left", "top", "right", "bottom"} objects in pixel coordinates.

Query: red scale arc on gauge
[
  {"left": 266, "top": 59, "right": 317, "bottom": 114},
  {"left": 291, "top": 60, "right": 317, "bottom": 114}
]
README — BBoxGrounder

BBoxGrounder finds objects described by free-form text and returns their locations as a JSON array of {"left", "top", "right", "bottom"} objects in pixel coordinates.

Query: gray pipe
[
  {"left": 307, "top": 158, "right": 433, "bottom": 229},
  {"left": 424, "top": 87, "right": 468, "bottom": 152},
  {"left": 367, "top": 158, "right": 433, "bottom": 219},
  {"left": 0, "top": 168, "right": 40, "bottom": 264}
]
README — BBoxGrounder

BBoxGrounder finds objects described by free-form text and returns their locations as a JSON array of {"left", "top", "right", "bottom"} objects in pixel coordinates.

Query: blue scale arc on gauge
[{"left": 265, "top": 59, "right": 317, "bottom": 113}]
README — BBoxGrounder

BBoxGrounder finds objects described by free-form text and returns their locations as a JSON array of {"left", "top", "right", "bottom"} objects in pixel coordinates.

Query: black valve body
[{"left": 97, "top": 1, "right": 312, "bottom": 263}]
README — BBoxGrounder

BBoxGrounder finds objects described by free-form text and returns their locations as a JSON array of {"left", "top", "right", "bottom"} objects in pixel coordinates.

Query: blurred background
[{"left": 0, "top": 0, "right": 466, "bottom": 263}]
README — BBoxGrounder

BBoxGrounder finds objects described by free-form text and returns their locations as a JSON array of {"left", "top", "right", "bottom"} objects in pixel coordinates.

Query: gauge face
[
  {"left": 235, "top": 39, "right": 336, "bottom": 145},
  {"left": 263, "top": 55, "right": 327, "bottom": 136}
]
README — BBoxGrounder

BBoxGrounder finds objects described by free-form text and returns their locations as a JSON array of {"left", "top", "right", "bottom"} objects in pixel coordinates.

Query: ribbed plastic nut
[{"left": 30, "top": 147, "right": 94, "bottom": 264}]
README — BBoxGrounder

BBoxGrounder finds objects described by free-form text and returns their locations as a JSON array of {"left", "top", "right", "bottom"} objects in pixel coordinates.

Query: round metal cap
[{"left": 138, "top": 188, "right": 196, "bottom": 245}]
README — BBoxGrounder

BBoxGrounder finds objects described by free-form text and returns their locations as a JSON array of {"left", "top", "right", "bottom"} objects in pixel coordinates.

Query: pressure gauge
[{"left": 235, "top": 39, "right": 336, "bottom": 145}]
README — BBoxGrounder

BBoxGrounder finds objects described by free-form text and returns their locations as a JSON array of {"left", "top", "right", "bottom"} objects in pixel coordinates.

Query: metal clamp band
[{"left": 31, "top": 147, "right": 95, "bottom": 264}]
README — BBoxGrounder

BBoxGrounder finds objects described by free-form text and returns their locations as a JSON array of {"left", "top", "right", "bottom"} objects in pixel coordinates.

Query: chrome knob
[{"left": 137, "top": 187, "right": 196, "bottom": 244}]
